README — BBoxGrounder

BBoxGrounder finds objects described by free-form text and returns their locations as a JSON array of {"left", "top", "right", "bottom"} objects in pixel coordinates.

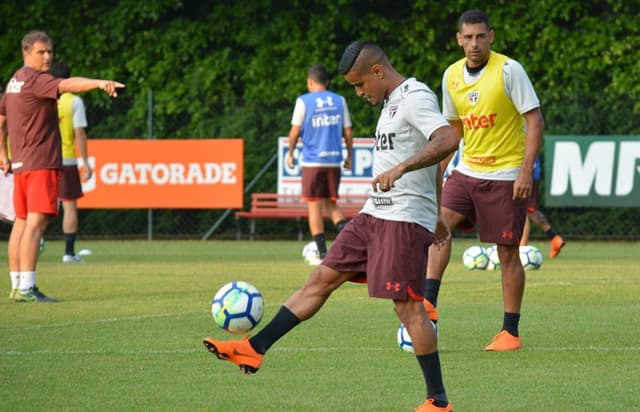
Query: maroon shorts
[
  {"left": 301, "top": 166, "right": 340, "bottom": 201},
  {"left": 527, "top": 180, "right": 540, "bottom": 212},
  {"left": 13, "top": 169, "right": 60, "bottom": 219},
  {"left": 321, "top": 213, "right": 433, "bottom": 301},
  {"left": 442, "top": 170, "right": 526, "bottom": 245},
  {"left": 59, "top": 165, "right": 84, "bottom": 200}
]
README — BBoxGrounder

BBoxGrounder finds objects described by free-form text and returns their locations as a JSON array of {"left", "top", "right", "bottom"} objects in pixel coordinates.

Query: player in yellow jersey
[
  {"left": 50, "top": 62, "right": 91, "bottom": 263},
  {"left": 424, "top": 9, "right": 545, "bottom": 351}
]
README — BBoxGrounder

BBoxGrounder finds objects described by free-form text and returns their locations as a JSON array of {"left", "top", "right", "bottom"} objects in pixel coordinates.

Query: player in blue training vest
[{"left": 286, "top": 65, "right": 353, "bottom": 264}]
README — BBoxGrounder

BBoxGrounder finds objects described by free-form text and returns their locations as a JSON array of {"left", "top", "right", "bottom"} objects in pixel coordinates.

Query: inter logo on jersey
[
  {"left": 466, "top": 91, "right": 479, "bottom": 106},
  {"left": 6, "top": 78, "right": 24, "bottom": 93}
]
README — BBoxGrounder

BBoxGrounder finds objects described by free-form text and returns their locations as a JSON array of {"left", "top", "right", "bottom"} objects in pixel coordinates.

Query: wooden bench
[{"left": 235, "top": 192, "right": 368, "bottom": 240}]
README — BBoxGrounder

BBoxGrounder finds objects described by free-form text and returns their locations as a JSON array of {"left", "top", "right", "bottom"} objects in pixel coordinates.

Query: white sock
[
  {"left": 10, "top": 271, "right": 20, "bottom": 289},
  {"left": 18, "top": 271, "right": 35, "bottom": 291}
]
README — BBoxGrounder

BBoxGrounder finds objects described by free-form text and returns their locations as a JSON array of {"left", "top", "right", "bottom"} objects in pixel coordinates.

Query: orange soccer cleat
[
  {"left": 485, "top": 330, "right": 522, "bottom": 351},
  {"left": 415, "top": 398, "right": 453, "bottom": 412},
  {"left": 203, "top": 336, "right": 263, "bottom": 374},
  {"left": 549, "top": 235, "right": 566, "bottom": 258},
  {"left": 423, "top": 299, "right": 439, "bottom": 323}
]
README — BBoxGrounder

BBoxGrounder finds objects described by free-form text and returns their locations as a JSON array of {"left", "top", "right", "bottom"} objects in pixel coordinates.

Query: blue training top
[{"left": 299, "top": 90, "right": 345, "bottom": 167}]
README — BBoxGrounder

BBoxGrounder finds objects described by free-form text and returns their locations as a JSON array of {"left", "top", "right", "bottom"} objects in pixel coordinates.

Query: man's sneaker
[
  {"left": 62, "top": 254, "right": 84, "bottom": 263},
  {"left": 203, "top": 336, "right": 263, "bottom": 374},
  {"left": 423, "top": 299, "right": 439, "bottom": 323},
  {"left": 415, "top": 398, "right": 453, "bottom": 412},
  {"left": 15, "top": 286, "right": 58, "bottom": 303},
  {"left": 485, "top": 330, "right": 521, "bottom": 351},
  {"left": 8, "top": 288, "right": 18, "bottom": 301},
  {"left": 549, "top": 235, "right": 566, "bottom": 258}
]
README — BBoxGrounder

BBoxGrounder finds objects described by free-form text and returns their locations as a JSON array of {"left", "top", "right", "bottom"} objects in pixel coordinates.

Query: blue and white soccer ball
[
  {"left": 302, "top": 241, "right": 320, "bottom": 265},
  {"left": 485, "top": 244, "right": 501, "bottom": 270},
  {"left": 211, "top": 281, "right": 264, "bottom": 334},
  {"left": 462, "top": 245, "right": 490, "bottom": 270},
  {"left": 519, "top": 245, "right": 543, "bottom": 270},
  {"left": 397, "top": 322, "right": 438, "bottom": 353}
]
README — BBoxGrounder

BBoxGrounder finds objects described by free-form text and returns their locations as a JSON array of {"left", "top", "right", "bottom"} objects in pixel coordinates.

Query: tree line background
[{"left": 0, "top": 0, "right": 638, "bottom": 239}]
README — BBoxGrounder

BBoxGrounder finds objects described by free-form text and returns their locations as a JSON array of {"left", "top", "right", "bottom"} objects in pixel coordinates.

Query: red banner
[{"left": 77, "top": 139, "right": 243, "bottom": 209}]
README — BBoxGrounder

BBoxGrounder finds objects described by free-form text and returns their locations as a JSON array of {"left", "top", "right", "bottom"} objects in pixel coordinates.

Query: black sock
[
  {"left": 335, "top": 219, "right": 348, "bottom": 232},
  {"left": 249, "top": 306, "right": 301, "bottom": 354},
  {"left": 417, "top": 352, "right": 448, "bottom": 406},
  {"left": 314, "top": 233, "right": 327, "bottom": 258},
  {"left": 424, "top": 279, "right": 441, "bottom": 307},
  {"left": 64, "top": 233, "right": 77, "bottom": 255},
  {"left": 544, "top": 229, "right": 557, "bottom": 239},
  {"left": 502, "top": 312, "right": 521, "bottom": 337}
]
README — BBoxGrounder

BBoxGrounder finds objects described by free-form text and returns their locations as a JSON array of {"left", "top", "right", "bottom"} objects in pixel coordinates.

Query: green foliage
[{"left": 0, "top": 1, "right": 637, "bottom": 237}]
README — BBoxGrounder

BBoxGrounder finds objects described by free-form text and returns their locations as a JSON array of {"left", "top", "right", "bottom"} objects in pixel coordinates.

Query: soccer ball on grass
[
  {"left": 302, "top": 241, "right": 321, "bottom": 265},
  {"left": 397, "top": 322, "right": 438, "bottom": 353},
  {"left": 462, "top": 245, "right": 490, "bottom": 270},
  {"left": 519, "top": 245, "right": 543, "bottom": 270},
  {"left": 211, "top": 281, "right": 264, "bottom": 334},
  {"left": 485, "top": 244, "right": 501, "bottom": 270}
]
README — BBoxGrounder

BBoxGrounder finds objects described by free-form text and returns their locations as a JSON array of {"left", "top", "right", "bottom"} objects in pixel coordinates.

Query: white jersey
[{"left": 360, "top": 78, "right": 449, "bottom": 232}]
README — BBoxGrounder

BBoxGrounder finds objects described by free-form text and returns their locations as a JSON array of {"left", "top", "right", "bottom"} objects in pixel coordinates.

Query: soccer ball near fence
[
  {"left": 302, "top": 241, "right": 321, "bottom": 265},
  {"left": 462, "top": 245, "right": 490, "bottom": 270},
  {"left": 519, "top": 245, "right": 543, "bottom": 270},
  {"left": 211, "top": 281, "right": 264, "bottom": 334}
]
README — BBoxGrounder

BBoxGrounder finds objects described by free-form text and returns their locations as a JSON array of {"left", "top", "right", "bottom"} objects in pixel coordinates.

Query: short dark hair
[
  {"left": 307, "top": 65, "right": 330, "bottom": 86},
  {"left": 338, "top": 40, "right": 385, "bottom": 75},
  {"left": 459, "top": 9, "right": 491, "bottom": 30},
  {"left": 22, "top": 31, "right": 52, "bottom": 52},
  {"left": 50, "top": 62, "right": 70, "bottom": 78}
]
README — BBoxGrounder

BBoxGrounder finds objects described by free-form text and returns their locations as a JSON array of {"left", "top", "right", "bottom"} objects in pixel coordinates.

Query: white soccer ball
[
  {"left": 519, "top": 245, "right": 543, "bottom": 270},
  {"left": 485, "top": 244, "right": 501, "bottom": 270},
  {"left": 462, "top": 245, "right": 490, "bottom": 270},
  {"left": 302, "top": 241, "right": 320, "bottom": 265},
  {"left": 397, "top": 322, "right": 438, "bottom": 353},
  {"left": 211, "top": 281, "right": 264, "bottom": 334}
]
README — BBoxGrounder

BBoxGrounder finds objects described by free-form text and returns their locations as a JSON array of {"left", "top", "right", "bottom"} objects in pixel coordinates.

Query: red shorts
[
  {"left": 59, "top": 165, "right": 84, "bottom": 200},
  {"left": 527, "top": 180, "right": 540, "bottom": 212},
  {"left": 321, "top": 213, "right": 433, "bottom": 301},
  {"left": 13, "top": 169, "right": 61, "bottom": 219},
  {"left": 442, "top": 170, "right": 526, "bottom": 245},
  {"left": 301, "top": 166, "right": 341, "bottom": 201}
]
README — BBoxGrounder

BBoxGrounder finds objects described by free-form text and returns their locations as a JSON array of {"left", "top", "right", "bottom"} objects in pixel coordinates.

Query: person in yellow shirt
[
  {"left": 424, "top": 9, "right": 545, "bottom": 351},
  {"left": 50, "top": 62, "right": 92, "bottom": 263}
]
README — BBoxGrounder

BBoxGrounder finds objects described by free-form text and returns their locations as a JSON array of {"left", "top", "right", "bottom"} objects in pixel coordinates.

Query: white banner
[{"left": 277, "top": 137, "right": 374, "bottom": 195}]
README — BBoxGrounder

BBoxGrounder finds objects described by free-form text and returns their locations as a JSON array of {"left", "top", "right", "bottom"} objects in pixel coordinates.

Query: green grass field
[{"left": 1, "top": 239, "right": 638, "bottom": 411}]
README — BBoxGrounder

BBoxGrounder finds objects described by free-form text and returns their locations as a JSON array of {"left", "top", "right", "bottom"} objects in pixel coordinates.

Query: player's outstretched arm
[{"left": 59, "top": 77, "right": 126, "bottom": 98}]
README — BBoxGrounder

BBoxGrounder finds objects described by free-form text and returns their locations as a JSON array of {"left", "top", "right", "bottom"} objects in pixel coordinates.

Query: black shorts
[
  {"left": 59, "top": 165, "right": 83, "bottom": 200},
  {"left": 321, "top": 213, "right": 433, "bottom": 301},
  {"left": 442, "top": 170, "right": 526, "bottom": 245},
  {"left": 301, "top": 166, "right": 341, "bottom": 201}
]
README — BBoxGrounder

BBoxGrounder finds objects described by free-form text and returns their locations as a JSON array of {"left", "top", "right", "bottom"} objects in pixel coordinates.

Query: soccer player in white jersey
[
  {"left": 424, "top": 9, "right": 545, "bottom": 352},
  {"left": 203, "top": 41, "right": 459, "bottom": 412}
]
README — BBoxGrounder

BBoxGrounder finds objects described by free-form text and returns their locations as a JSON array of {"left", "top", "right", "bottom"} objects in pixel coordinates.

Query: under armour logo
[{"left": 316, "top": 96, "right": 334, "bottom": 108}]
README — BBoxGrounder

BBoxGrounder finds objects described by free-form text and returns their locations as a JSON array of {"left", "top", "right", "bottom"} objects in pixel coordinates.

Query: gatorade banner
[{"left": 78, "top": 139, "right": 243, "bottom": 209}]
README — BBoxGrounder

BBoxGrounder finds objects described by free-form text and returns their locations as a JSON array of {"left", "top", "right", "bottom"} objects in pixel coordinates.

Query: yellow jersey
[{"left": 445, "top": 51, "right": 525, "bottom": 173}]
